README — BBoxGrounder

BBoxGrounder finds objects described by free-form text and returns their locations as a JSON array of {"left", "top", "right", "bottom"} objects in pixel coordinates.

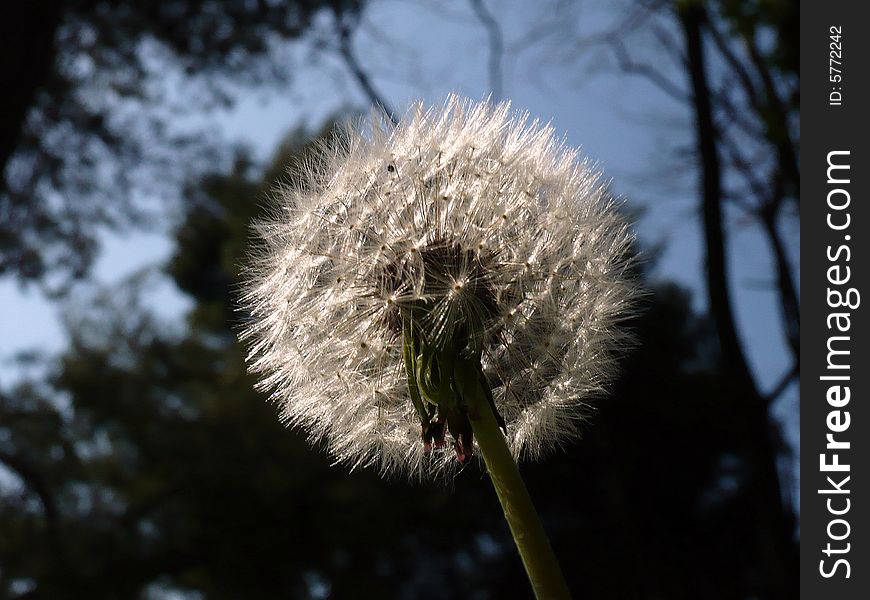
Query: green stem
[{"left": 468, "top": 383, "right": 571, "bottom": 599}]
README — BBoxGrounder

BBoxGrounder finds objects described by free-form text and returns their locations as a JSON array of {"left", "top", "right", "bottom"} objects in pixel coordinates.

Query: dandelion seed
[{"left": 239, "top": 95, "right": 639, "bottom": 480}]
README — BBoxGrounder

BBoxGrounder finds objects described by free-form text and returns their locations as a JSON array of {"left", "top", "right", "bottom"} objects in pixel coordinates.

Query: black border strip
[{"left": 801, "top": 1, "right": 869, "bottom": 597}]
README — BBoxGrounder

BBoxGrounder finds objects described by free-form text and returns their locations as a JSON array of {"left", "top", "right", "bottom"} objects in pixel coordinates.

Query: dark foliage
[
  {"left": 0, "top": 0, "right": 361, "bottom": 292},
  {"left": 1, "top": 133, "right": 790, "bottom": 599}
]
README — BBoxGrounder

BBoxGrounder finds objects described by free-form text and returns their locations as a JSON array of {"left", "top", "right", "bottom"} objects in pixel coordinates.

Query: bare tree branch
[
  {"left": 740, "top": 31, "right": 800, "bottom": 201},
  {"left": 706, "top": 16, "right": 763, "bottom": 111},
  {"left": 761, "top": 178, "right": 801, "bottom": 361},
  {"left": 332, "top": 4, "right": 397, "bottom": 123},
  {"left": 717, "top": 131, "right": 769, "bottom": 210},
  {"left": 713, "top": 77, "right": 765, "bottom": 139},
  {"left": 468, "top": 0, "right": 504, "bottom": 99},
  {"left": 765, "top": 363, "right": 798, "bottom": 405},
  {"left": 679, "top": 6, "right": 798, "bottom": 593},
  {"left": 607, "top": 37, "right": 687, "bottom": 102},
  {"left": 679, "top": 6, "right": 759, "bottom": 403},
  {"left": 716, "top": 102, "right": 800, "bottom": 367}
]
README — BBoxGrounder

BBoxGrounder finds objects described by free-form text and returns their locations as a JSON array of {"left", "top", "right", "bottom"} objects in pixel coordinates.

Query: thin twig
[
  {"left": 608, "top": 37, "right": 687, "bottom": 102},
  {"left": 332, "top": 7, "right": 397, "bottom": 123},
  {"left": 765, "top": 363, "right": 798, "bottom": 404},
  {"left": 468, "top": 0, "right": 504, "bottom": 99}
]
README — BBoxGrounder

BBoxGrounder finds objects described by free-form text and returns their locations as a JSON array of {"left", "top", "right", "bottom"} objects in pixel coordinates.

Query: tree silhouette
[
  {"left": 2, "top": 126, "right": 794, "bottom": 598},
  {"left": 572, "top": 2, "right": 799, "bottom": 593},
  {"left": 0, "top": 0, "right": 367, "bottom": 291}
]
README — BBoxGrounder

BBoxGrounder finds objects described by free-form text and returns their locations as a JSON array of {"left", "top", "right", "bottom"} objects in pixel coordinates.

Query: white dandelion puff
[{"left": 239, "top": 95, "right": 640, "bottom": 480}]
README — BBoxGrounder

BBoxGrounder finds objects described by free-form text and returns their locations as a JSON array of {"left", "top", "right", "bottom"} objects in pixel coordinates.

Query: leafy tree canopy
[{"left": 1, "top": 0, "right": 362, "bottom": 292}]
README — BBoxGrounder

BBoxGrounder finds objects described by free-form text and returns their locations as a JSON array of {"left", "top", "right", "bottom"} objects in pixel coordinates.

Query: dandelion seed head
[{"left": 240, "top": 95, "right": 640, "bottom": 479}]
